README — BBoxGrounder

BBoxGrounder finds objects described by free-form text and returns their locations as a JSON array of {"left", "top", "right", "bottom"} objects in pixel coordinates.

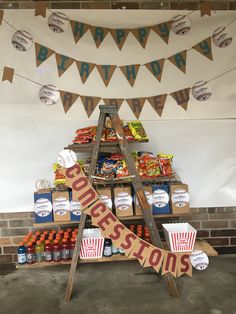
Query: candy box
[
  {"left": 52, "top": 191, "right": 70, "bottom": 222},
  {"left": 152, "top": 184, "right": 171, "bottom": 214},
  {"left": 69, "top": 190, "right": 82, "bottom": 221},
  {"left": 135, "top": 186, "right": 152, "bottom": 215},
  {"left": 114, "top": 187, "right": 133, "bottom": 217},
  {"left": 162, "top": 222, "right": 197, "bottom": 252},
  {"left": 80, "top": 228, "right": 104, "bottom": 259},
  {"left": 169, "top": 184, "right": 190, "bottom": 214},
  {"left": 34, "top": 191, "right": 54, "bottom": 223}
]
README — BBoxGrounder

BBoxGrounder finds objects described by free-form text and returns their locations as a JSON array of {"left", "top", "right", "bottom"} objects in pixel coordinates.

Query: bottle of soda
[
  {"left": 53, "top": 240, "right": 61, "bottom": 262},
  {"left": 17, "top": 242, "right": 27, "bottom": 264},
  {"left": 35, "top": 231, "right": 41, "bottom": 240},
  {"left": 61, "top": 238, "right": 70, "bottom": 261},
  {"left": 35, "top": 240, "right": 43, "bottom": 263},
  {"left": 26, "top": 242, "right": 36, "bottom": 264},
  {"left": 69, "top": 238, "right": 76, "bottom": 259},
  {"left": 44, "top": 240, "right": 52, "bottom": 262},
  {"left": 103, "top": 238, "right": 112, "bottom": 257}
]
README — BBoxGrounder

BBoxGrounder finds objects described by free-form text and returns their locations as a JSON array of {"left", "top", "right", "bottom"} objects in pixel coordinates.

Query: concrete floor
[{"left": 0, "top": 256, "right": 236, "bottom": 314}]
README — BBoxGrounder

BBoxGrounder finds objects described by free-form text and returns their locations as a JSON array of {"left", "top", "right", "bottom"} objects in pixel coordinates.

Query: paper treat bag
[
  {"left": 114, "top": 186, "right": 133, "bottom": 217},
  {"left": 169, "top": 184, "right": 190, "bottom": 214}
]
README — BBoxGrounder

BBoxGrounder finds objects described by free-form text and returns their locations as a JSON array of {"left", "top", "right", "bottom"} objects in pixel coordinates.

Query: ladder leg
[
  {"left": 65, "top": 213, "right": 87, "bottom": 301},
  {"left": 110, "top": 112, "right": 180, "bottom": 297}
]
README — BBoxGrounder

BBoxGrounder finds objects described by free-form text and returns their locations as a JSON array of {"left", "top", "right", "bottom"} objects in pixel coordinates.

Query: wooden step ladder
[{"left": 65, "top": 105, "right": 180, "bottom": 301}]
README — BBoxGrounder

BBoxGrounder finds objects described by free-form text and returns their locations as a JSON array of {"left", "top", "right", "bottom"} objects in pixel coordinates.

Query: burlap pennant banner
[
  {"left": 70, "top": 20, "right": 90, "bottom": 44},
  {"left": 56, "top": 53, "right": 75, "bottom": 77},
  {"left": 119, "top": 64, "right": 140, "bottom": 87},
  {"left": 170, "top": 87, "right": 191, "bottom": 111},
  {"left": 131, "top": 27, "right": 151, "bottom": 48},
  {"left": 200, "top": 1, "right": 212, "bottom": 17},
  {"left": 152, "top": 21, "right": 171, "bottom": 44},
  {"left": 90, "top": 26, "right": 109, "bottom": 48},
  {"left": 168, "top": 50, "right": 187, "bottom": 74},
  {"left": 110, "top": 28, "right": 130, "bottom": 50},
  {"left": 0, "top": 9, "right": 4, "bottom": 25},
  {"left": 103, "top": 98, "right": 124, "bottom": 111},
  {"left": 35, "top": 2, "right": 48, "bottom": 18},
  {"left": 147, "top": 94, "right": 167, "bottom": 117},
  {"left": 76, "top": 61, "right": 96, "bottom": 83},
  {"left": 96, "top": 64, "right": 117, "bottom": 86},
  {"left": 61, "top": 162, "right": 193, "bottom": 278},
  {"left": 145, "top": 58, "right": 165, "bottom": 82},
  {"left": 60, "top": 90, "right": 79, "bottom": 113},
  {"left": 80, "top": 95, "right": 101, "bottom": 117},
  {"left": 162, "top": 252, "right": 178, "bottom": 277},
  {"left": 126, "top": 97, "right": 146, "bottom": 119},
  {"left": 2, "top": 66, "right": 14, "bottom": 83},
  {"left": 193, "top": 37, "right": 213, "bottom": 61},
  {"left": 35, "top": 43, "right": 55, "bottom": 67}
]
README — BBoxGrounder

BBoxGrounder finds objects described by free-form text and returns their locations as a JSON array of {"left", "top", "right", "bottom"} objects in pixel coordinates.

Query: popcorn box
[
  {"left": 80, "top": 228, "right": 104, "bottom": 259},
  {"left": 69, "top": 191, "right": 82, "bottom": 222},
  {"left": 162, "top": 223, "right": 197, "bottom": 252},
  {"left": 34, "top": 191, "right": 54, "bottom": 223},
  {"left": 152, "top": 184, "right": 171, "bottom": 215},
  {"left": 52, "top": 191, "right": 70, "bottom": 222}
]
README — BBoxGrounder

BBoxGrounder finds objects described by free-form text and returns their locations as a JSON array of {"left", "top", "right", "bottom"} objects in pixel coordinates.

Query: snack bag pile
[
  {"left": 96, "top": 153, "right": 129, "bottom": 178},
  {"left": 72, "top": 120, "right": 147, "bottom": 144}
]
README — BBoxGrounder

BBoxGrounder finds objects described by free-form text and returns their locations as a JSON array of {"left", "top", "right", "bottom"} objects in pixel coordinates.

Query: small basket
[
  {"left": 80, "top": 228, "right": 104, "bottom": 259},
  {"left": 162, "top": 223, "right": 197, "bottom": 252}
]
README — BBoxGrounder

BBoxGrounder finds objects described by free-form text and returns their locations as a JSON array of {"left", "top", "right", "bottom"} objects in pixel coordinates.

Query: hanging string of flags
[{"left": 1, "top": 65, "right": 236, "bottom": 118}]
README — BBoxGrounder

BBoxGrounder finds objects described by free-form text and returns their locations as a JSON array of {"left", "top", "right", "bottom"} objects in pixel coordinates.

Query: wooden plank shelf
[
  {"left": 15, "top": 240, "right": 218, "bottom": 269},
  {"left": 33, "top": 213, "right": 189, "bottom": 227},
  {"left": 91, "top": 175, "right": 178, "bottom": 185},
  {"left": 65, "top": 139, "right": 148, "bottom": 153}
]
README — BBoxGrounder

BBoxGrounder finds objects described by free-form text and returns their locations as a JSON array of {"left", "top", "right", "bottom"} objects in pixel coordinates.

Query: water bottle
[{"left": 17, "top": 242, "right": 26, "bottom": 265}]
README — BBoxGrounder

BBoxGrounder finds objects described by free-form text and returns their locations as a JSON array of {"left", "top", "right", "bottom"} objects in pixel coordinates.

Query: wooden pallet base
[{"left": 15, "top": 240, "right": 218, "bottom": 269}]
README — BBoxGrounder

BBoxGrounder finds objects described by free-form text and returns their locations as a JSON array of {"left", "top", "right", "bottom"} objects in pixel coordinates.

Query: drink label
[
  {"left": 26, "top": 253, "right": 36, "bottom": 263},
  {"left": 62, "top": 249, "right": 70, "bottom": 260},
  {"left": 36, "top": 252, "right": 43, "bottom": 263},
  {"left": 44, "top": 251, "right": 52, "bottom": 261},
  {"left": 18, "top": 253, "right": 26, "bottom": 264},
  {"left": 53, "top": 250, "right": 61, "bottom": 261},
  {"left": 104, "top": 246, "right": 112, "bottom": 257}
]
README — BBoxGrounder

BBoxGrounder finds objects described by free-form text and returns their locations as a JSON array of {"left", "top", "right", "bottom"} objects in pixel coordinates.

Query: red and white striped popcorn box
[
  {"left": 162, "top": 223, "right": 197, "bottom": 252},
  {"left": 80, "top": 228, "right": 104, "bottom": 259}
]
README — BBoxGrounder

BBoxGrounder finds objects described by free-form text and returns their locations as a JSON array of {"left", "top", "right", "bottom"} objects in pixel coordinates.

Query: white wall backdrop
[{"left": 0, "top": 10, "right": 236, "bottom": 212}]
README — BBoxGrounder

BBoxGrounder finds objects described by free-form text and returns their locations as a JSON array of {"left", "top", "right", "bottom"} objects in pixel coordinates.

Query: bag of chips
[{"left": 128, "top": 121, "right": 148, "bottom": 141}]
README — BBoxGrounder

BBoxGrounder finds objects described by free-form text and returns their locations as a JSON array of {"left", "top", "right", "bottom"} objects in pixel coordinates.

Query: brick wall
[
  {"left": 0, "top": 0, "right": 236, "bottom": 10},
  {"left": 0, "top": 207, "right": 236, "bottom": 263}
]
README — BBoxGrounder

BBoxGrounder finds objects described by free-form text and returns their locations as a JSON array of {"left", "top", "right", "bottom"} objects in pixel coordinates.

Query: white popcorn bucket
[
  {"left": 80, "top": 228, "right": 104, "bottom": 259},
  {"left": 162, "top": 223, "right": 197, "bottom": 252}
]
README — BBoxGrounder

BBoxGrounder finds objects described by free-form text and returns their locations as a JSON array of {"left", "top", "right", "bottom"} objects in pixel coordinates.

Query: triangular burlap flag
[
  {"left": 110, "top": 28, "right": 130, "bottom": 50},
  {"left": 55, "top": 53, "right": 74, "bottom": 77},
  {"left": 35, "top": 43, "right": 55, "bottom": 67},
  {"left": 119, "top": 64, "right": 140, "bottom": 87},
  {"left": 168, "top": 50, "right": 187, "bottom": 74},
  {"left": 70, "top": 20, "right": 90, "bottom": 44},
  {"left": 60, "top": 90, "right": 79, "bottom": 114},
  {"left": 123, "top": 235, "right": 139, "bottom": 258},
  {"left": 0, "top": 9, "right": 4, "bottom": 25},
  {"left": 192, "top": 37, "right": 213, "bottom": 61},
  {"left": 128, "top": 239, "right": 151, "bottom": 264},
  {"left": 200, "top": 1, "right": 212, "bottom": 17},
  {"left": 35, "top": 2, "right": 48, "bottom": 18},
  {"left": 152, "top": 21, "right": 171, "bottom": 44},
  {"left": 80, "top": 95, "right": 101, "bottom": 117},
  {"left": 103, "top": 98, "right": 124, "bottom": 111},
  {"left": 170, "top": 87, "right": 191, "bottom": 111},
  {"left": 147, "top": 94, "right": 167, "bottom": 117},
  {"left": 76, "top": 61, "right": 96, "bottom": 83},
  {"left": 96, "top": 64, "right": 117, "bottom": 86},
  {"left": 90, "top": 26, "right": 109, "bottom": 48},
  {"left": 126, "top": 97, "right": 146, "bottom": 119},
  {"left": 131, "top": 27, "right": 151, "bottom": 48},
  {"left": 145, "top": 58, "right": 165, "bottom": 82},
  {"left": 161, "top": 252, "right": 178, "bottom": 277},
  {"left": 2, "top": 67, "right": 14, "bottom": 83},
  {"left": 177, "top": 254, "right": 192, "bottom": 277},
  {"left": 143, "top": 245, "right": 164, "bottom": 272}
]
